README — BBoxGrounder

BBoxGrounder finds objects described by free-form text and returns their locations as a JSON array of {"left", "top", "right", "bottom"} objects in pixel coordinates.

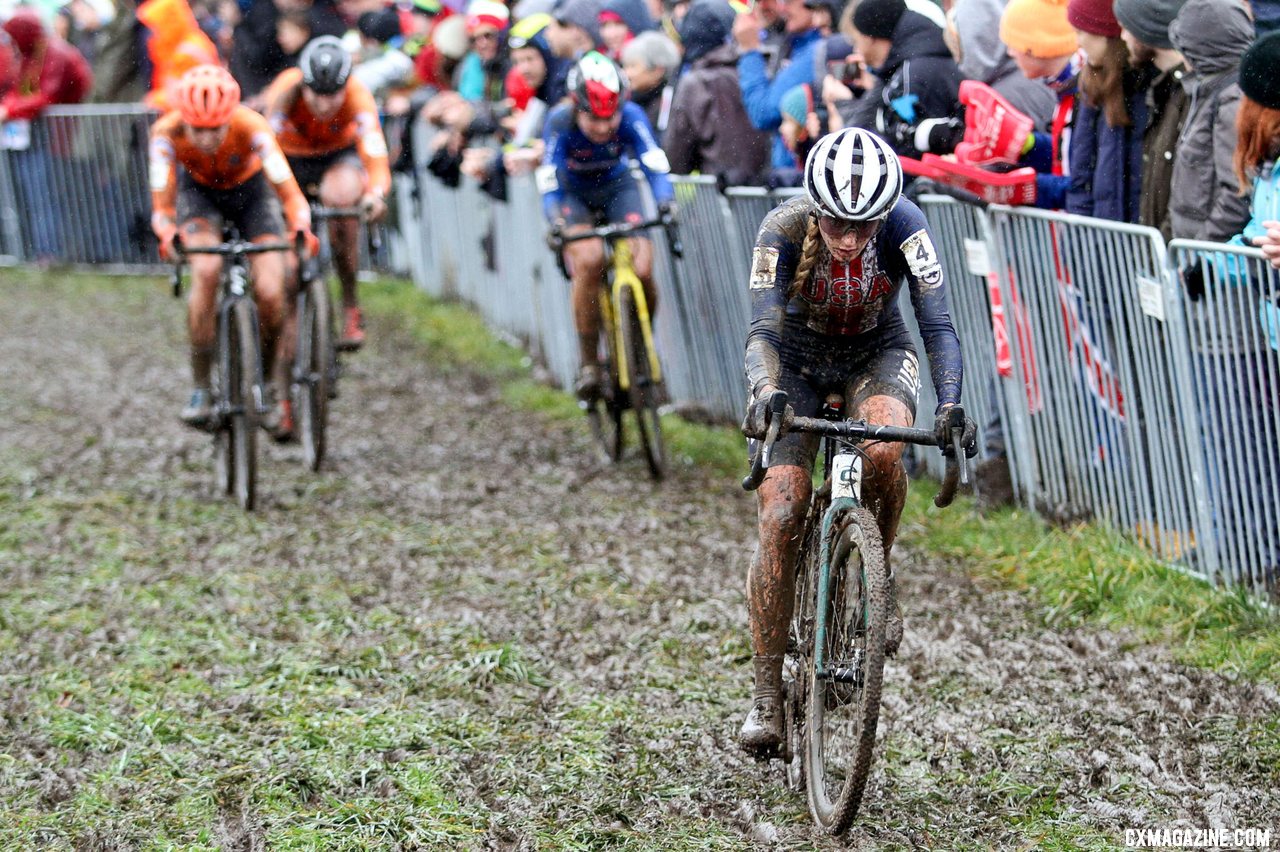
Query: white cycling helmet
[{"left": 803, "top": 128, "right": 903, "bottom": 221}]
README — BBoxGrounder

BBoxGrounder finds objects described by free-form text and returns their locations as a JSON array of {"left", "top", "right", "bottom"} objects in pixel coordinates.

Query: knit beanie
[
  {"left": 780, "top": 83, "right": 812, "bottom": 124},
  {"left": 1067, "top": 0, "right": 1121, "bottom": 37},
  {"left": 466, "top": 0, "right": 510, "bottom": 32},
  {"left": 1000, "top": 0, "right": 1076, "bottom": 57},
  {"left": 1240, "top": 31, "right": 1280, "bottom": 110},
  {"left": 1113, "top": 0, "right": 1186, "bottom": 49},
  {"left": 852, "top": 0, "right": 906, "bottom": 39},
  {"left": 358, "top": 8, "right": 403, "bottom": 43},
  {"left": 554, "top": 0, "right": 605, "bottom": 46},
  {"left": 678, "top": 0, "right": 735, "bottom": 64}
]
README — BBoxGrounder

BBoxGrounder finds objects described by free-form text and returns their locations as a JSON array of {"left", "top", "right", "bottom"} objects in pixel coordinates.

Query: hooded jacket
[
  {"left": 838, "top": 11, "right": 964, "bottom": 159},
  {"left": 1168, "top": 0, "right": 1254, "bottom": 241},
  {"left": 952, "top": 0, "right": 1056, "bottom": 131},
  {"left": 1, "top": 13, "right": 92, "bottom": 121},
  {"left": 601, "top": 0, "right": 655, "bottom": 37},
  {"left": 665, "top": 44, "right": 771, "bottom": 184},
  {"left": 137, "top": 0, "right": 219, "bottom": 112}
]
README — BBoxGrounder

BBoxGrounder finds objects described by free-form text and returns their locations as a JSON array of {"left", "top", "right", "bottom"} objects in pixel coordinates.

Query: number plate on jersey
[{"left": 832, "top": 452, "right": 863, "bottom": 501}]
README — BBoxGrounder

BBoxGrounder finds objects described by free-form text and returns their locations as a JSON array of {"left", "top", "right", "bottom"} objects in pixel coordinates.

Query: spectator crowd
[{"left": 0, "top": 0, "right": 1277, "bottom": 260}]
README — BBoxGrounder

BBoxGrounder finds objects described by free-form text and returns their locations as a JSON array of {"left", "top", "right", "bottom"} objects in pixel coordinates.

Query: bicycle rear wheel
[
  {"left": 296, "top": 279, "right": 333, "bottom": 471},
  {"left": 804, "top": 507, "right": 886, "bottom": 834},
  {"left": 616, "top": 285, "right": 666, "bottom": 480},
  {"left": 229, "top": 298, "right": 261, "bottom": 510}
]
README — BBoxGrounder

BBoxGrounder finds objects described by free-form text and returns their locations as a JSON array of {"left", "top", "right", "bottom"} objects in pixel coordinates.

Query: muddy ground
[{"left": 1, "top": 272, "right": 1277, "bottom": 850}]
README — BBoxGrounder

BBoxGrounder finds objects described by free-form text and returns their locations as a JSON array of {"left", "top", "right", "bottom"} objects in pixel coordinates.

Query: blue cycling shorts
[{"left": 557, "top": 177, "right": 645, "bottom": 227}]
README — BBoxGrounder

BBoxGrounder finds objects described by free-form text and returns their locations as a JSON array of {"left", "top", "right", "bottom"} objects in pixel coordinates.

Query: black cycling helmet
[{"left": 300, "top": 36, "right": 352, "bottom": 95}]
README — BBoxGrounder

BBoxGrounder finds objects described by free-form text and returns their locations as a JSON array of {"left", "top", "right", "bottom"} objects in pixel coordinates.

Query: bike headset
[
  {"left": 300, "top": 36, "right": 353, "bottom": 95},
  {"left": 802, "top": 128, "right": 903, "bottom": 222},
  {"left": 566, "top": 51, "right": 630, "bottom": 119}
]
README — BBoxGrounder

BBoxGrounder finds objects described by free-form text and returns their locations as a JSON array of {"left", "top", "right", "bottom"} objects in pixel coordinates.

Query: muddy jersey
[
  {"left": 744, "top": 195, "right": 962, "bottom": 408},
  {"left": 149, "top": 105, "right": 311, "bottom": 233},
  {"left": 262, "top": 68, "right": 391, "bottom": 197},
  {"left": 537, "top": 100, "right": 674, "bottom": 219}
]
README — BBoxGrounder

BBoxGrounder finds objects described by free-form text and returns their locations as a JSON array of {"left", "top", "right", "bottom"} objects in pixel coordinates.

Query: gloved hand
[
  {"left": 1181, "top": 262, "right": 1206, "bottom": 302},
  {"left": 546, "top": 219, "right": 566, "bottom": 253},
  {"left": 954, "top": 80, "right": 1034, "bottom": 166},
  {"left": 296, "top": 229, "right": 320, "bottom": 259},
  {"left": 360, "top": 192, "right": 388, "bottom": 224},
  {"left": 156, "top": 225, "right": 177, "bottom": 262},
  {"left": 934, "top": 404, "right": 978, "bottom": 458},
  {"left": 741, "top": 384, "right": 793, "bottom": 439}
]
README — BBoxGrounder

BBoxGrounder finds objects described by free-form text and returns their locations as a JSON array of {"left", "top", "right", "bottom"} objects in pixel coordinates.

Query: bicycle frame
[{"left": 603, "top": 238, "right": 662, "bottom": 392}]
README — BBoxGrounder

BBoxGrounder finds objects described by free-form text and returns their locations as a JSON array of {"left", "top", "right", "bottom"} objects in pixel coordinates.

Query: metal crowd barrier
[{"left": 8, "top": 104, "right": 1274, "bottom": 595}]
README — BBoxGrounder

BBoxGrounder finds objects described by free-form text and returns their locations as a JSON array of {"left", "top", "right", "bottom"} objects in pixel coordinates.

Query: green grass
[{"left": 361, "top": 279, "right": 1280, "bottom": 682}]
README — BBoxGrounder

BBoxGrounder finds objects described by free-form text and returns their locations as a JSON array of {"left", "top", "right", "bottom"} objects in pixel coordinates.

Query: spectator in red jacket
[
  {"left": 1, "top": 10, "right": 92, "bottom": 265},
  {"left": 1, "top": 10, "right": 92, "bottom": 122}
]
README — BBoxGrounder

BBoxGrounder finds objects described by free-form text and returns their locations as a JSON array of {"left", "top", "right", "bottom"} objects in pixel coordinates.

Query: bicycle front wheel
[
  {"left": 229, "top": 298, "right": 261, "bottom": 510},
  {"left": 616, "top": 285, "right": 666, "bottom": 480},
  {"left": 804, "top": 507, "right": 886, "bottom": 834},
  {"left": 296, "top": 280, "right": 333, "bottom": 472}
]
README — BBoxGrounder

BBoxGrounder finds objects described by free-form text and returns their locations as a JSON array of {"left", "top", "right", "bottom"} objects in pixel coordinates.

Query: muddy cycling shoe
[
  {"left": 738, "top": 696, "right": 784, "bottom": 757},
  {"left": 180, "top": 388, "right": 213, "bottom": 428},
  {"left": 271, "top": 399, "right": 296, "bottom": 443},
  {"left": 338, "top": 306, "right": 365, "bottom": 352},
  {"left": 575, "top": 364, "right": 603, "bottom": 402}
]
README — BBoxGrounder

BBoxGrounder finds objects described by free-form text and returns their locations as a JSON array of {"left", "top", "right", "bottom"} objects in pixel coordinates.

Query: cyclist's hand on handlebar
[
  {"left": 546, "top": 219, "right": 566, "bottom": 252},
  {"left": 934, "top": 403, "right": 978, "bottom": 458},
  {"left": 658, "top": 201, "right": 677, "bottom": 224},
  {"left": 741, "top": 384, "right": 793, "bottom": 439},
  {"left": 157, "top": 227, "right": 177, "bottom": 262},
  {"left": 360, "top": 192, "right": 388, "bottom": 224},
  {"left": 297, "top": 228, "right": 320, "bottom": 259}
]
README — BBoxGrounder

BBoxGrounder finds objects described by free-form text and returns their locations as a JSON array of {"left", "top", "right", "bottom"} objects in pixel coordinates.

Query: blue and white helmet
[{"left": 803, "top": 128, "right": 903, "bottom": 221}]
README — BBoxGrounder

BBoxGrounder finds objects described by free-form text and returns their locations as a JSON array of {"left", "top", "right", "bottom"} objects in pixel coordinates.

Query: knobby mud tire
[
  {"left": 804, "top": 507, "right": 886, "bottom": 835},
  {"left": 230, "top": 298, "right": 260, "bottom": 511},
  {"left": 785, "top": 503, "right": 824, "bottom": 793},
  {"left": 616, "top": 285, "right": 666, "bottom": 480}
]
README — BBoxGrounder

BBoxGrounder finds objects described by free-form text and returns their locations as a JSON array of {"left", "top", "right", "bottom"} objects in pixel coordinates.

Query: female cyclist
[{"left": 738, "top": 128, "right": 975, "bottom": 755}]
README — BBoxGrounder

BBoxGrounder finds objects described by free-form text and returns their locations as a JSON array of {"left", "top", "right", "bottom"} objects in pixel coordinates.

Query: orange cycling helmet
[{"left": 174, "top": 64, "right": 240, "bottom": 128}]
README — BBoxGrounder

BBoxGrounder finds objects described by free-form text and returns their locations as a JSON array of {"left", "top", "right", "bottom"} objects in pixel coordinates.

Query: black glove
[
  {"left": 934, "top": 405, "right": 978, "bottom": 458},
  {"left": 1181, "top": 262, "right": 1206, "bottom": 302},
  {"left": 546, "top": 220, "right": 565, "bottom": 253},
  {"left": 741, "top": 385, "right": 793, "bottom": 439}
]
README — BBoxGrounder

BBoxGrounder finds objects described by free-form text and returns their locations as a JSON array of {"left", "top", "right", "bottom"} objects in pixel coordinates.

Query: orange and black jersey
[
  {"left": 149, "top": 104, "right": 311, "bottom": 232},
  {"left": 261, "top": 68, "right": 391, "bottom": 198}
]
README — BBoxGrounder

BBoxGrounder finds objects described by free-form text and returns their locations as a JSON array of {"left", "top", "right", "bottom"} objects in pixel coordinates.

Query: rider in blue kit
[{"left": 539, "top": 51, "right": 675, "bottom": 399}]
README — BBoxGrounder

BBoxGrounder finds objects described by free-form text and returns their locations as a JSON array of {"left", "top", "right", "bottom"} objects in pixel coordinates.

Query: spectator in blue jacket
[{"left": 733, "top": 0, "right": 823, "bottom": 168}]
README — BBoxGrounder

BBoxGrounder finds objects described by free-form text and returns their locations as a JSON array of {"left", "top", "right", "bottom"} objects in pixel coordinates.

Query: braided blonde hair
[{"left": 787, "top": 213, "right": 823, "bottom": 300}]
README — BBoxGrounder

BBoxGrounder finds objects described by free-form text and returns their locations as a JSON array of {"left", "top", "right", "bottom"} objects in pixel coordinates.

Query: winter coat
[
  {"left": 738, "top": 27, "right": 822, "bottom": 169},
  {"left": 1168, "top": 0, "right": 1254, "bottom": 241},
  {"left": 1139, "top": 65, "right": 1189, "bottom": 241},
  {"left": 952, "top": 0, "right": 1055, "bottom": 131},
  {"left": 666, "top": 44, "right": 771, "bottom": 185},
  {"left": 1066, "top": 69, "right": 1149, "bottom": 222},
  {"left": 230, "top": 0, "right": 345, "bottom": 97},
  {"left": 3, "top": 36, "right": 91, "bottom": 120},
  {"left": 835, "top": 11, "right": 964, "bottom": 160}
]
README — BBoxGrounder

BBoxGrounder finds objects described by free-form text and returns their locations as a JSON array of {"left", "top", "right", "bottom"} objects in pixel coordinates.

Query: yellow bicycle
[{"left": 554, "top": 217, "right": 681, "bottom": 480}]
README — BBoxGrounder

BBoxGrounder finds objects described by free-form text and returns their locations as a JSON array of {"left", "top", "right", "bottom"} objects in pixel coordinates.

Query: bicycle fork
[{"left": 813, "top": 452, "right": 867, "bottom": 684}]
